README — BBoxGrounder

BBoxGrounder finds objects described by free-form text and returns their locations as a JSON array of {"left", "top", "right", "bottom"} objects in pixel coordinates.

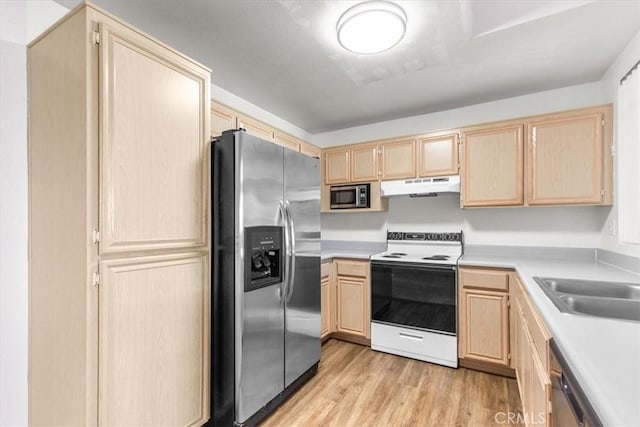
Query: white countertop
[
  {"left": 459, "top": 254, "right": 640, "bottom": 427},
  {"left": 321, "top": 249, "right": 378, "bottom": 261}
]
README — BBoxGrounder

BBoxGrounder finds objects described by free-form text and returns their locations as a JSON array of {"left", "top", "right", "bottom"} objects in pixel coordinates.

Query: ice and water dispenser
[{"left": 244, "top": 226, "right": 283, "bottom": 292}]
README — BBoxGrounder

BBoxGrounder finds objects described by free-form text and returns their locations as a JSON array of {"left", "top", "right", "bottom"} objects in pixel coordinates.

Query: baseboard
[
  {"left": 459, "top": 358, "right": 516, "bottom": 378},
  {"left": 327, "top": 331, "right": 371, "bottom": 347}
]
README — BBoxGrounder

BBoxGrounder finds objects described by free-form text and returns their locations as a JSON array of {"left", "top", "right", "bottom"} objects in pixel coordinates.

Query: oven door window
[{"left": 371, "top": 262, "right": 456, "bottom": 335}]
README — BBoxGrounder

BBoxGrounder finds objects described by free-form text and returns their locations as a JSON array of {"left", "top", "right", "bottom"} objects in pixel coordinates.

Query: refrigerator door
[
  {"left": 284, "top": 149, "right": 321, "bottom": 387},
  {"left": 236, "top": 132, "right": 286, "bottom": 423}
]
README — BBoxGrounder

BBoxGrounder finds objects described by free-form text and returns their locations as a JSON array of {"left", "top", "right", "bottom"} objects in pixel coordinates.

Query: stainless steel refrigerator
[{"left": 211, "top": 130, "right": 321, "bottom": 426}]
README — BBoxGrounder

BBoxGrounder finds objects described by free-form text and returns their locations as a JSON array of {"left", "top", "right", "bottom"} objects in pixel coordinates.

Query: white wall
[
  {"left": 311, "top": 82, "right": 603, "bottom": 147},
  {"left": 598, "top": 30, "right": 640, "bottom": 258},
  {"left": 322, "top": 195, "right": 609, "bottom": 247},
  {"left": 0, "top": 2, "right": 68, "bottom": 425}
]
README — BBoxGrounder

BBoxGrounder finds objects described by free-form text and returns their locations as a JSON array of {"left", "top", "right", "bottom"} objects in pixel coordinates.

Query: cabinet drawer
[
  {"left": 519, "top": 294, "right": 551, "bottom": 371},
  {"left": 336, "top": 260, "right": 368, "bottom": 278},
  {"left": 459, "top": 268, "right": 510, "bottom": 291},
  {"left": 321, "top": 262, "right": 331, "bottom": 279}
]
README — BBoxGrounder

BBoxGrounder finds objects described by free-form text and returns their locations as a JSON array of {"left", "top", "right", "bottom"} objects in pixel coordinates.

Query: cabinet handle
[{"left": 399, "top": 332, "right": 423, "bottom": 341}]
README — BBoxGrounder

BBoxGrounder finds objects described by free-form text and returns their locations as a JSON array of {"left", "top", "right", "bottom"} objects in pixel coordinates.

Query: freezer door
[
  {"left": 236, "top": 132, "right": 286, "bottom": 423},
  {"left": 284, "top": 149, "right": 321, "bottom": 387}
]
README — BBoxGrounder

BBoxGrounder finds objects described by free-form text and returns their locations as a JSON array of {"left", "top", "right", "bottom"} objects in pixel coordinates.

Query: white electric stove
[{"left": 370, "top": 231, "right": 463, "bottom": 368}]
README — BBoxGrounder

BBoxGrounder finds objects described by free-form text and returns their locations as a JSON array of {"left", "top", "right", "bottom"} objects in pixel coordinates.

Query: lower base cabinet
[{"left": 321, "top": 259, "right": 370, "bottom": 343}]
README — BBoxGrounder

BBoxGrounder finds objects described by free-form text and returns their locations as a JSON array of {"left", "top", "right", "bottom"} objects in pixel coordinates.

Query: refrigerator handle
[
  {"left": 278, "top": 200, "right": 289, "bottom": 302},
  {"left": 285, "top": 200, "right": 296, "bottom": 302}
]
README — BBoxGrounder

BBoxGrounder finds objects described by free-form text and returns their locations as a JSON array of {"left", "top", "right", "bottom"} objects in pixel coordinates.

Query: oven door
[{"left": 371, "top": 261, "right": 457, "bottom": 335}]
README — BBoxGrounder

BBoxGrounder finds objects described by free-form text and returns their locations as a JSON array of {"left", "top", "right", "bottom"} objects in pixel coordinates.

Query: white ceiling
[{"left": 55, "top": 0, "right": 640, "bottom": 133}]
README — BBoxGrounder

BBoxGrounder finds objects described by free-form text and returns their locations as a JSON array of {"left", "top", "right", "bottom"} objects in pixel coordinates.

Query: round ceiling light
[{"left": 337, "top": 1, "right": 407, "bottom": 55}]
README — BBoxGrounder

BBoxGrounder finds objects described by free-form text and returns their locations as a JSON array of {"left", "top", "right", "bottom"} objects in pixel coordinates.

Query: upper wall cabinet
[
  {"left": 237, "top": 113, "right": 275, "bottom": 142},
  {"left": 461, "top": 125, "right": 524, "bottom": 207},
  {"left": 300, "top": 143, "right": 321, "bottom": 158},
  {"left": 527, "top": 109, "right": 609, "bottom": 205},
  {"left": 418, "top": 131, "right": 459, "bottom": 177},
  {"left": 324, "top": 147, "right": 350, "bottom": 184},
  {"left": 211, "top": 101, "right": 236, "bottom": 137},
  {"left": 351, "top": 143, "right": 379, "bottom": 182},
  {"left": 274, "top": 130, "right": 302, "bottom": 151},
  {"left": 380, "top": 137, "right": 416, "bottom": 180}
]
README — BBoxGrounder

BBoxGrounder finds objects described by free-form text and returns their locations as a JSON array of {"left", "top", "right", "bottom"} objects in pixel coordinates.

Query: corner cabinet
[
  {"left": 527, "top": 108, "right": 612, "bottom": 205},
  {"left": 28, "top": 4, "right": 210, "bottom": 426}
]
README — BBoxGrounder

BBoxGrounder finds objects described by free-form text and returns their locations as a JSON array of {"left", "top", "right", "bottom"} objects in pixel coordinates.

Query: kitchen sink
[
  {"left": 536, "top": 277, "right": 640, "bottom": 299},
  {"left": 533, "top": 277, "right": 640, "bottom": 322},
  {"left": 559, "top": 295, "right": 640, "bottom": 322}
]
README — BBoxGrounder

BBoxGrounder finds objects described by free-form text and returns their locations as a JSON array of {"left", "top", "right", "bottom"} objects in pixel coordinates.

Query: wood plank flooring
[{"left": 262, "top": 339, "right": 523, "bottom": 427}]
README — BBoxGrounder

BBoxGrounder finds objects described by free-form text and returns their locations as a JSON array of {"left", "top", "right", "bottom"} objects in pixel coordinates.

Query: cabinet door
[
  {"left": 324, "top": 148, "right": 350, "bottom": 184},
  {"left": 460, "top": 288, "right": 510, "bottom": 366},
  {"left": 337, "top": 276, "right": 367, "bottom": 336},
  {"left": 528, "top": 113, "right": 603, "bottom": 205},
  {"left": 321, "top": 277, "right": 331, "bottom": 338},
  {"left": 300, "top": 142, "right": 321, "bottom": 158},
  {"left": 351, "top": 144, "right": 379, "bottom": 182},
  {"left": 529, "top": 351, "right": 551, "bottom": 427},
  {"left": 211, "top": 101, "right": 236, "bottom": 137},
  {"left": 237, "top": 113, "right": 274, "bottom": 142},
  {"left": 461, "top": 125, "right": 524, "bottom": 207},
  {"left": 99, "top": 253, "right": 209, "bottom": 426},
  {"left": 274, "top": 131, "right": 302, "bottom": 152},
  {"left": 380, "top": 138, "right": 416, "bottom": 180},
  {"left": 418, "top": 132, "right": 459, "bottom": 177},
  {"left": 99, "top": 22, "right": 209, "bottom": 254}
]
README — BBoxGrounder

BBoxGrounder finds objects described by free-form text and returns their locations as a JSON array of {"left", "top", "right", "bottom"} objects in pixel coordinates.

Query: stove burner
[
  {"left": 383, "top": 255, "right": 402, "bottom": 258},
  {"left": 422, "top": 255, "right": 450, "bottom": 261},
  {"left": 390, "top": 253, "right": 407, "bottom": 256}
]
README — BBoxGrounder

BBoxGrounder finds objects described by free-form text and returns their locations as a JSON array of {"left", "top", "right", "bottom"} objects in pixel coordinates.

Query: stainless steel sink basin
[
  {"left": 533, "top": 276, "right": 640, "bottom": 322},
  {"left": 559, "top": 295, "right": 640, "bottom": 322},
  {"left": 537, "top": 277, "right": 640, "bottom": 299}
]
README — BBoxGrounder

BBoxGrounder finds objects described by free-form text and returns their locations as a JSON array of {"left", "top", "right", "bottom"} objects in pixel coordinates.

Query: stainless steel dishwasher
[{"left": 550, "top": 340, "right": 602, "bottom": 427}]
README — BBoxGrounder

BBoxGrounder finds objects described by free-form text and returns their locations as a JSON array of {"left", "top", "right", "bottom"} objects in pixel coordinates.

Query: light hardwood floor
[{"left": 262, "top": 339, "right": 523, "bottom": 427}]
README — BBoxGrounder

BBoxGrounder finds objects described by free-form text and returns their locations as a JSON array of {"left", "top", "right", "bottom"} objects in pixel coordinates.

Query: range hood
[{"left": 381, "top": 175, "right": 460, "bottom": 197}]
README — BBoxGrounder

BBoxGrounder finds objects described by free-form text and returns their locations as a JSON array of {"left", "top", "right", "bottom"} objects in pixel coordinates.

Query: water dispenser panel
[{"left": 244, "top": 226, "right": 283, "bottom": 292}]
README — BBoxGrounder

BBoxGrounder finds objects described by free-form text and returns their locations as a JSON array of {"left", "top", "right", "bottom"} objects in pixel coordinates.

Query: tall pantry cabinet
[{"left": 28, "top": 3, "right": 210, "bottom": 426}]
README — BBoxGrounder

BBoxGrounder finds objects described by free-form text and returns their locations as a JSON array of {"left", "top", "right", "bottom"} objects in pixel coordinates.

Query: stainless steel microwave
[{"left": 330, "top": 183, "right": 370, "bottom": 209}]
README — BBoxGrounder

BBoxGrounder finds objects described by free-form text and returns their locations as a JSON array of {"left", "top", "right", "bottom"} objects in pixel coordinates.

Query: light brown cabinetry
[
  {"left": 211, "top": 101, "right": 237, "bottom": 137},
  {"left": 418, "top": 132, "right": 459, "bottom": 177},
  {"left": 274, "top": 130, "right": 303, "bottom": 151},
  {"left": 321, "top": 259, "right": 371, "bottom": 344},
  {"left": 237, "top": 113, "right": 275, "bottom": 142},
  {"left": 300, "top": 142, "right": 321, "bottom": 158},
  {"left": 458, "top": 267, "right": 511, "bottom": 368},
  {"left": 380, "top": 137, "right": 417, "bottom": 180},
  {"left": 28, "top": 4, "right": 210, "bottom": 425},
  {"left": 461, "top": 124, "right": 524, "bottom": 207},
  {"left": 514, "top": 277, "right": 552, "bottom": 427},
  {"left": 351, "top": 143, "right": 379, "bottom": 182},
  {"left": 527, "top": 111, "right": 606, "bottom": 205},
  {"left": 324, "top": 148, "right": 351, "bottom": 184},
  {"left": 321, "top": 262, "right": 335, "bottom": 339}
]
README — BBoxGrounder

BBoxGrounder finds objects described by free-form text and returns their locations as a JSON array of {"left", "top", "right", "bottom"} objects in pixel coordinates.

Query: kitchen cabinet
[
  {"left": 514, "top": 280, "right": 552, "bottom": 427},
  {"left": 237, "top": 112, "right": 275, "bottom": 142},
  {"left": 274, "top": 130, "right": 303, "bottom": 151},
  {"left": 461, "top": 124, "right": 524, "bottom": 207},
  {"left": 324, "top": 147, "right": 351, "bottom": 184},
  {"left": 300, "top": 142, "right": 321, "bottom": 158},
  {"left": 321, "top": 261, "right": 335, "bottom": 339},
  {"left": 351, "top": 143, "right": 379, "bottom": 182},
  {"left": 418, "top": 131, "right": 459, "bottom": 177},
  {"left": 380, "top": 137, "right": 417, "bottom": 180},
  {"left": 28, "top": 4, "right": 210, "bottom": 425},
  {"left": 211, "top": 101, "right": 237, "bottom": 137},
  {"left": 322, "top": 259, "right": 371, "bottom": 344},
  {"left": 458, "top": 268, "right": 510, "bottom": 368},
  {"left": 527, "top": 110, "right": 607, "bottom": 205}
]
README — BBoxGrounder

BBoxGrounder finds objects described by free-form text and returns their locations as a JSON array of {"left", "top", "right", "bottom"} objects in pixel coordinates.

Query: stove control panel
[{"left": 387, "top": 231, "right": 462, "bottom": 242}]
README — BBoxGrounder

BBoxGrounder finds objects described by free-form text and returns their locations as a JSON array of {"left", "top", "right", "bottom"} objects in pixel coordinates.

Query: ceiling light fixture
[{"left": 337, "top": 1, "right": 407, "bottom": 55}]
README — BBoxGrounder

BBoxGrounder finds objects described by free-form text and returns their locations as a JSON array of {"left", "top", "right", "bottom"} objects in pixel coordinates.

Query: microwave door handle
[{"left": 285, "top": 200, "right": 296, "bottom": 302}]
